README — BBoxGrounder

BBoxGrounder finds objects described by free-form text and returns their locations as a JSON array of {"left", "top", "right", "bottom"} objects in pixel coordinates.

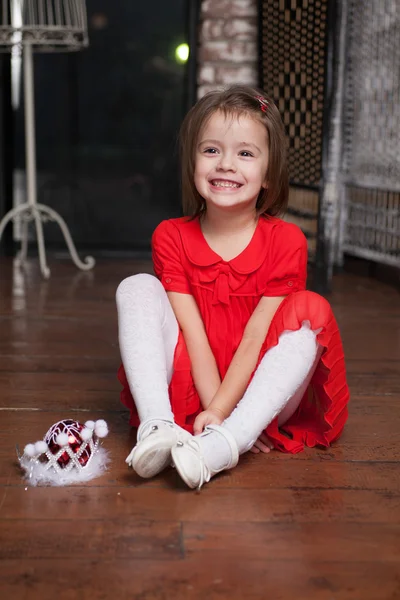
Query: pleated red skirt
[{"left": 118, "top": 290, "right": 349, "bottom": 454}]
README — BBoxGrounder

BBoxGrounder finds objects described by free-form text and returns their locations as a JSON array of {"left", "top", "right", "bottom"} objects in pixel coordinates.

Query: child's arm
[
  {"left": 193, "top": 295, "right": 286, "bottom": 433},
  {"left": 167, "top": 291, "right": 222, "bottom": 410}
]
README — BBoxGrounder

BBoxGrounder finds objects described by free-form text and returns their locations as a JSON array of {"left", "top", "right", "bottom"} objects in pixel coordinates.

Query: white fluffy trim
[{"left": 20, "top": 447, "right": 110, "bottom": 487}]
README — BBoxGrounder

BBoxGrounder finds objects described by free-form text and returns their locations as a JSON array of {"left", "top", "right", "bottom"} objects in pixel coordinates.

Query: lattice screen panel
[
  {"left": 342, "top": 0, "right": 400, "bottom": 266},
  {"left": 259, "top": 0, "right": 327, "bottom": 187},
  {"left": 345, "top": 187, "right": 400, "bottom": 266},
  {"left": 259, "top": 0, "right": 329, "bottom": 262}
]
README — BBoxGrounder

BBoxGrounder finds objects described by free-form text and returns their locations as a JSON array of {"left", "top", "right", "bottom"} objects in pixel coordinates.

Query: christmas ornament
[{"left": 17, "top": 418, "right": 110, "bottom": 486}]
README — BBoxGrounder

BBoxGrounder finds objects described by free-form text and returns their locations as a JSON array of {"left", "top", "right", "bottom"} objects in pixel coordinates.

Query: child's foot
[
  {"left": 125, "top": 419, "right": 191, "bottom": 478},
  {"left": 171, "top": 424, "right": 239, "bottom": 490},
  {"left": 249, "top": 432, "right": 274, "bottom": 453}
]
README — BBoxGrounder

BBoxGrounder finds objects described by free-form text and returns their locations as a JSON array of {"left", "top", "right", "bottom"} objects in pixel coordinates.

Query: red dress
[{"left": 118, "top": 216, "right": 349, "bottom": 453}]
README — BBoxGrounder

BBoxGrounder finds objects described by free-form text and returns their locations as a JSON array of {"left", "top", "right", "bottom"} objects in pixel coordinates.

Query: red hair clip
[{"left": 256, "top": 95, "right": 269, "bottom": 113}]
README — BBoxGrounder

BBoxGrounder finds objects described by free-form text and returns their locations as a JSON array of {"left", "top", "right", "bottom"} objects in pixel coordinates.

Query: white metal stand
[{"left": 0, "top": 44, "right": 95, "bottom": 279}]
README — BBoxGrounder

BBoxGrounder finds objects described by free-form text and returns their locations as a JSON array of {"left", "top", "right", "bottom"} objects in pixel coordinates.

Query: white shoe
[
  {"left": 125, "top": 419, "right": 191, "bottom": 478},
  {"left": 171, "top": 424, "right": 239, "bottom": 490}
]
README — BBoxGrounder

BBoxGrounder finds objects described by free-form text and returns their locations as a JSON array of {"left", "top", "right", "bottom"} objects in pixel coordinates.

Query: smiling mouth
[{"left": 210, "top": 179, "right": 242, "bottom": 188}]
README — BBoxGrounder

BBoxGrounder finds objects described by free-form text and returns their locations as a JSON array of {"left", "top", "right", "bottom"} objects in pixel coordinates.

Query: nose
[{"left": 216, "top": 153, "right": 236, "bottom": 172}]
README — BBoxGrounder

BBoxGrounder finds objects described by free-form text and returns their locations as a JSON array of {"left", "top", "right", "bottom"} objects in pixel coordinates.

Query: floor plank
[
  {"left": 1, "top": 485, "right": 399, "bottom": 523},
  {"left": 2, "top": 403, "right": 399, "bottom": 464},
  {"left": 183, "top": 521, "right": 400, "bottom": 561},
  {"left": 0, "top": 558, "right": 399, "bottom": 600},
  {"left": 0, "top": 518, "right": 182, "bottom": 560}
]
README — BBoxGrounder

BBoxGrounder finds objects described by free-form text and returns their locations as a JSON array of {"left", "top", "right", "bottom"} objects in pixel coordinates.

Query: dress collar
[{"left": 178, "top": 216, "right": 277, "bottom": 274}]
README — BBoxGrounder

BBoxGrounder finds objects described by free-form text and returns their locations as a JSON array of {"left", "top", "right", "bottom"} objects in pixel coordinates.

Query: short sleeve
[
  {"left": 152, "top": 220, "right": 192, "bottom": 294},
  {"left": 263, "top": 223, "right": 308, "bottom": 296}
]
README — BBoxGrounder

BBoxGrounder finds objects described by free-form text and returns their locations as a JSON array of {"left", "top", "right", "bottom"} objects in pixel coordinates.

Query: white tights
[
  {"left": 116, "top": 274, "right": 321, "bottom": 458},
  {"left": 117, "top": 274, "right": 178, "bottom": 424}
]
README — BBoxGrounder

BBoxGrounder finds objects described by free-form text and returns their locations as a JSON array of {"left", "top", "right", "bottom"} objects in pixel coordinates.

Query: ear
[{"left": 262, "top": 168, "right": 269, "bottom": 189}]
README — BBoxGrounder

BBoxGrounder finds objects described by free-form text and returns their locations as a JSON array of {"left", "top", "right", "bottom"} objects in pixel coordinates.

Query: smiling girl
[{"left": 117, "top": 85, "right": 349, "bottom": 490}]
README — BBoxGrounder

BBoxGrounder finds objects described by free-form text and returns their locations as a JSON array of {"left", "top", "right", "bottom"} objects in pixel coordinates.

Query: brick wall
[{"left": 197, "top": 0, "right": 259, "bottom": 98}]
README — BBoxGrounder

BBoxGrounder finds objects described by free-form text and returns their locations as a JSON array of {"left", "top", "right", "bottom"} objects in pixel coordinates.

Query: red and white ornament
[{"left": 18, "top": 418, "right": 110, "bottom": 486}]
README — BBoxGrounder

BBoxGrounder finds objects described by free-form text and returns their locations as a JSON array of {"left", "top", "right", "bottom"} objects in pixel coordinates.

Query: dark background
[{"left": 0, "top": 0, "right": 192, "bottom": 253}]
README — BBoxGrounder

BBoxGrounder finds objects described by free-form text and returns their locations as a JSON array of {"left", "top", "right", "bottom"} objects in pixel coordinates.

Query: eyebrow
[{"left": 198, "top": 139, "right": 262, "bottom": 153}]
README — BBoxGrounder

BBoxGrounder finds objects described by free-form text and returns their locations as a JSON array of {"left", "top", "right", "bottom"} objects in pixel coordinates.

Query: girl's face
[{"left": 194, "top": 110, "right": 269, "bottom": 215}]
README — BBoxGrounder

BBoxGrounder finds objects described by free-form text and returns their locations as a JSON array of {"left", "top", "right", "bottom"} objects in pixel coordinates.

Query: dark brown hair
[{"left": 179, "top": 84, "right": 289, "bottom": 218}]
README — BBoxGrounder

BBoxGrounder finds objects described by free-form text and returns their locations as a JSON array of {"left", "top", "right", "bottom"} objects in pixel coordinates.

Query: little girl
[{"left": 116, "top": 85, "right": 349, "bottom": 490}]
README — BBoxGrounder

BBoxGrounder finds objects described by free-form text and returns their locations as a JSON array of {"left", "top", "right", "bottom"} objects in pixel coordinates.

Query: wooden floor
[{"left": 0, "top": 256, "right": 399, "bottom": 600}]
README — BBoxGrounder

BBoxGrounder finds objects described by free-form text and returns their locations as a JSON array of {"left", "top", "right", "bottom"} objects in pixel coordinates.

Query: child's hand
[
  {"left": 249, "top": 432, "right": 274, "bottom": 454},
  {"left": 193, "top": 407, "right": 225, "bottom": 435}
]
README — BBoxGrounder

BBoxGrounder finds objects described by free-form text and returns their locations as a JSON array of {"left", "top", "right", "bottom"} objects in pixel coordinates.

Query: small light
[{"left": 175, "top": 43, "right": 189, "bottom": 64}]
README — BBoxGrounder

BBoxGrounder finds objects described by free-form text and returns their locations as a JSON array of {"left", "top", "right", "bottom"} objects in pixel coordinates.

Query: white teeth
[{"left": 211, "top": 180, "right": 240, "bottom": 188}]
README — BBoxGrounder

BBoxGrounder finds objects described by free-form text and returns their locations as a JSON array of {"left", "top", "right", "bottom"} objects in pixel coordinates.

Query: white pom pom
[
  {"left": 94, "top": 424, "right": 108, "bottom": 439},
  {"left": 24, "top": 443, "right": 36, "bottom": 457},
  {"left": 84, "top": 420, "right": 95, "bottom": 430},
  {"left": 34, "top": 441, "right": 48, "bottom": 455},
  {"left": 95, "top": 419, "right": 107, "bottom": 429},
  {"left": 56, "top": 432, "right": 69, "bottom": 447},
  {"left": 80, "top": 428, "right": 93, "bottom": 441}
]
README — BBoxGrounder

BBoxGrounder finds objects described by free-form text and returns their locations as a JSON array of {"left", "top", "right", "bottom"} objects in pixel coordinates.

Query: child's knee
[
  {"left": 304, "top": 291, "right": 331, "bottom": 321},
  {"left": 282, "top": 290, "right": 332, "bottom": 329},
  {"left": 116, "top": 273, "right": 161, "bottom": 302},
  {"left": 287, "top": 290, "right": 332, "bottom": 323}
]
